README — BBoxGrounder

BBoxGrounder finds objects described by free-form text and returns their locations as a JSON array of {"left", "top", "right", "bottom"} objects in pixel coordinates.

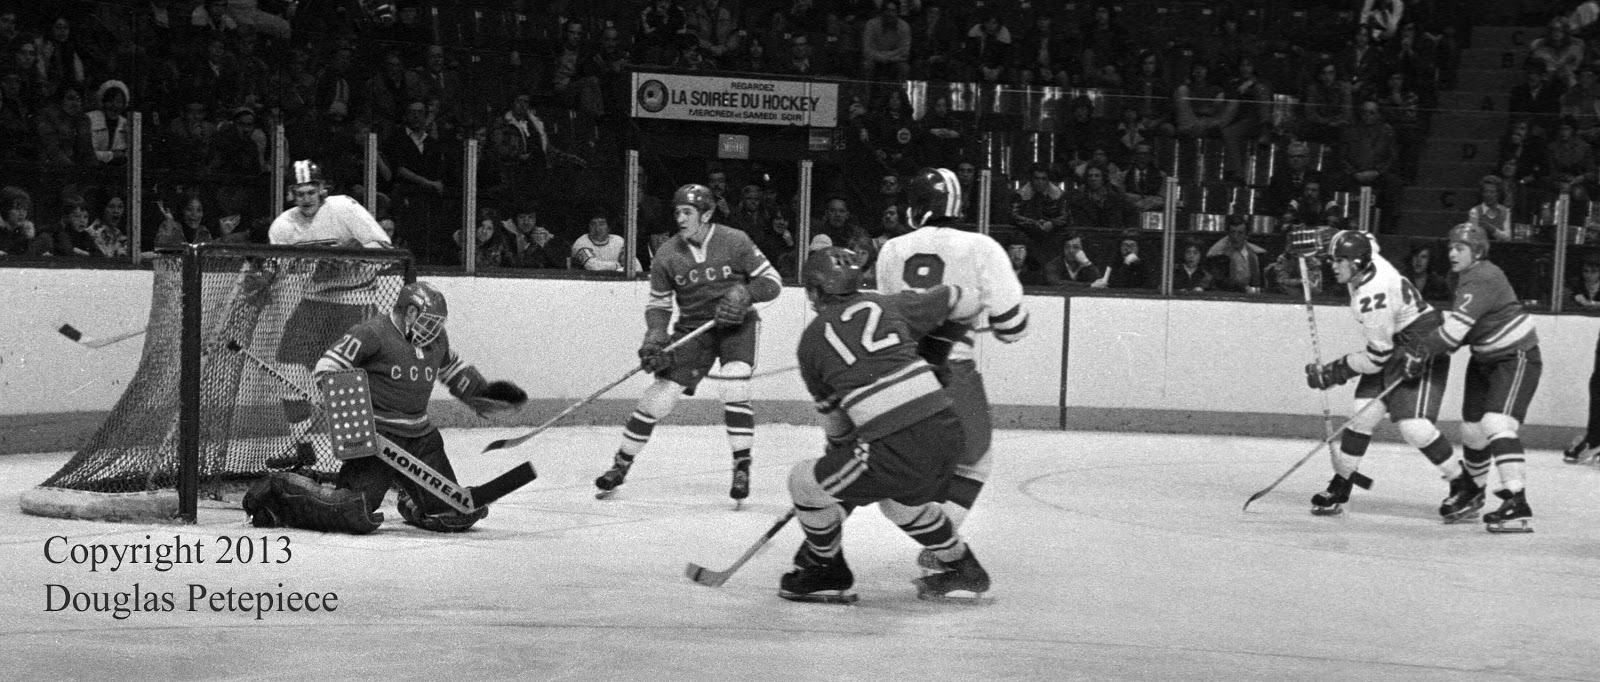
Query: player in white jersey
[
  {"left": 269, "top": 160, "right": 392, "bottom": 248},
  {"left": 266, "top": 160, "right": 394, "bottom": 464},
  {"left": 875, "top": 167, "right": 1029, "bottom": 571},
  {"left": 1303, "top": 230, "right": 1467, "bottom": 519}
]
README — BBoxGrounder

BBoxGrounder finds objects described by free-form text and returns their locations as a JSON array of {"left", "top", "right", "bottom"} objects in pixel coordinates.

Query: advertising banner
[{"left": 632, "top": 72, "right": 839, "bottom": 127}]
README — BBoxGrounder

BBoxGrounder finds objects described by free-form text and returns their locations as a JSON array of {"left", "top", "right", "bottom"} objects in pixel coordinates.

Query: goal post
[{"left": 20, "top": 243, "right": 414, "bottom": 524}]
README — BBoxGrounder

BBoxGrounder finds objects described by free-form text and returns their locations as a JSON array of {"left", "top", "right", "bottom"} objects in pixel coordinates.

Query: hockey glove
[
  {"left": 1390, "top": 349, "right": 1429, "bottom": 382},
  {"left": 715, "top": 284, "right": 753, "bottom": 328},
  {"left": 639, "top": 329, "right": 673, "bottom": 373},
  {"left": 1305, "top": 358, "right": 1358, "bottom": 390},
  {"left": 462, "top": 380, "right": 527, "bottom": 417}
]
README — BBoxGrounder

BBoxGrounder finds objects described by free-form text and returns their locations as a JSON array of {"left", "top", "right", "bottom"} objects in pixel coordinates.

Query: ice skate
[
  {"left": 1563, "top": 438, "right": 1599, "bottom": 465},
  {"left": 1483, "top": 489, "right": 1533, "bottom": 533},
  {"left": 779, "top": 546, "right": 857, "bottom": 604},
  {"left": 729, "top": 457, "right": 751, "bottom": 507},
  {"left": 916, "top": 548, "right": 948, "bottom": 576},
  {"left": 1310, "top": 475, "right": 1354, "bottom": 516},
  {"left": 913, "top": 547, "right": 992, "bottom": 604},
  {"left": 1438, "top": 472, "right": 1485, "bottom": 524},
  {"left": 594, "top": 462, "right": 630, "bottom": 500}
]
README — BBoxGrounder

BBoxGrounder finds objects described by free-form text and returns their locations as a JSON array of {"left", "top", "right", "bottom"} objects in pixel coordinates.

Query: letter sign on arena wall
[{"left": 632, "top": 72, "right": 839, "bottom": 127}]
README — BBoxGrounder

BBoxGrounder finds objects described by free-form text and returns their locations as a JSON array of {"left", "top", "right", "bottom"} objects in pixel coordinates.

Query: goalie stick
[
  {"left": 482, "top": 320, "right": 717, "bottom": 453},
  {"left": 1242, "top": 379, "right": 1404, "bottom": 511},
  {"left": 226, "top": 341, "right": 536, "bottom": 513},
  {"left": 685, "top": 508, "right": 796, "bottom": 587}
]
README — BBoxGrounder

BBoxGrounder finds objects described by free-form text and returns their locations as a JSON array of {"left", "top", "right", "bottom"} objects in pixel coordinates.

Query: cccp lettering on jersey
[
  {"left": 388, "top": 365, "right": 437, "bottom": 382},
  {"left": 675, "top": 265, "right": 735, "bottom": 286}
]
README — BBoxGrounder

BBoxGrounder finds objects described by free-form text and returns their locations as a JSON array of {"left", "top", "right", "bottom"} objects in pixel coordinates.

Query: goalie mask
[
  {"left": 394, "top": 281, "right": 447, "bottom": 347},
  {"left": 904, "top": 167, "right": 962, "bottom": 228},
  {"left": 802, "top": 247, "right": 864, "bottom": 296}
]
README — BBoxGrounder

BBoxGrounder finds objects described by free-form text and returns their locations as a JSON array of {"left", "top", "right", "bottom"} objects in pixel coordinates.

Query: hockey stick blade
[
  {"left": 685, "top": 509, "right": 796, "bottom": 588},
  {"left": 483, "top": 320, "right": 718, "bottom": 454},
  {"left": 59, "top": 323, "right": 147, "bottom": 349},
  {"left": 467, "top": 462, "right": 537, "bottom": 506},
  {"left": 1242, "top": 380, "right": 1404, "bottom": 511}
]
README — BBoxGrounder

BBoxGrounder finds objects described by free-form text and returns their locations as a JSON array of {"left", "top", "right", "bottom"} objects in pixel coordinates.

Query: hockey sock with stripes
[
  {"left": 1420, "top": 435, "right": 1461, "bottom": 479},
  {"left": 1462, "top": 446, "right": 1492, "bottom": 487},
  {"left": 616, "top": 410, "right": 658, "bottom": 464},
  {"left": 795, "top": 503, "right": 846, "bottom": 560},
  {"left": 1335, "top": 431, "right": 1371, "bottom": 479},
  {"left": 1488, "top": 436, "right": 1526, "bottom": 493},
  {"left": 940, "top": 476, "right": 983, "bottom": 529},
  {"left": 724, "top": 400, "right": 754, "bottom": 458}
]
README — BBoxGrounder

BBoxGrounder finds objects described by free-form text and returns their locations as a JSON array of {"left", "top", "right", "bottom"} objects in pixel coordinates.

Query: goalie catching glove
[
  {"left": 1305, "top": 357, "right": 1358, "bottom": 390},
  {"left": 461, "top": 380, "right": 527, "bottom": 418},
  {"left": 715, "top": 284, "right": 753, "bottom": 328}
]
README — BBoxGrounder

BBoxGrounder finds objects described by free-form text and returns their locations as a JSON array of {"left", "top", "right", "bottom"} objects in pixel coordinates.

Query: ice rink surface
[{"left": 3, "top": 424, "right": 1599, "bottom": 681}]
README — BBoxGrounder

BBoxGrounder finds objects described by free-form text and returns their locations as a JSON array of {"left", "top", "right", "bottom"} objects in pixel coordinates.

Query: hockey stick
[
  {"left": 705, "top": 364, "right": 799, "bottom": 381},
  {"left": 58, "top": 323, "right": 147, "bottom": 349},
  {"left": 685, "top": 508, "right": 796, "bottom": 587},
  {"left": 482, "top": 320, "right": 718, "bottom": 453},
  {"left": 1297, "top": 256, "right": 1341, "bottom": 476},
  {"left": 225, "top": 341, "right": 536, "bottom": 512},
  {"left": 1242, "top": 379, "right": 1404, "bottom": 511}
]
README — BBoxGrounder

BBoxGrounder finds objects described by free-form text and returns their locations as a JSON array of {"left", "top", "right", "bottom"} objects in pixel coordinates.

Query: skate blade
[
  {"left": 1309, "top": 505, "right": 1344, "bottom": 516},
  {"left": 595, "top": 489, "right": 619, "bottom": 500},
  {"left": 1441, "top": 504, "right": 1485, "bottom": 524},
  {"left": 915, "top": 588, "right": 994, "bottom": 605},
  {"left": 779, "top": 590, "right": 859, "bottom": 604},
  {"left": 1486, "top": 520, "right": 1534, "bottom": 533}
]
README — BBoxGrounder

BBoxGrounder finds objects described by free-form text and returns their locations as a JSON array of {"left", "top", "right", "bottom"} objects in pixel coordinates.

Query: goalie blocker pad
[
  {"left": 243, "top": 471, "right": 382, "bottom": 534},
  {"left": 318, "top": 369, "right": 380, "bottom": 461}
]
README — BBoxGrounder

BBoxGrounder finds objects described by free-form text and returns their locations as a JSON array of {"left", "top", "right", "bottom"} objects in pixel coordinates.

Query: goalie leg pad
[
  {"left": 244, "top": 472, "right": 382, "bottom": 535},
  {"left": 397, "top": 490, "right": 487, "bottom": 533}
]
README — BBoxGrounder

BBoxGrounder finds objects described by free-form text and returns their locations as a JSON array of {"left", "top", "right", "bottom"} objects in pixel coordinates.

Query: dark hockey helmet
[
  {"left": 290, "top": 159, "right": 325, "bottom": 189},
  {"left": 673, "top": 183, "right": 716, "bottom": 213},
  {"left": 904, "top": 167, "right": 963, "bottom": 227},
  {"left": 802, "top": 247, "right": 864, "bottom": 295},
  {"left": 394, "top": 281, "right": 448, "bottom": 347},
  {"left": 1327, "top": 229, "right": 1378, "bottom": 272},
  {"left": 1448, "top": 222, "right": 1490, "bottom": 259}
]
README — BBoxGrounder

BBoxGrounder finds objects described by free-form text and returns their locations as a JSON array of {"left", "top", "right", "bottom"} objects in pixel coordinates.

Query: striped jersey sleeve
[{"left": 1426, "top": 261, "right": 1538, "bottom": 358}]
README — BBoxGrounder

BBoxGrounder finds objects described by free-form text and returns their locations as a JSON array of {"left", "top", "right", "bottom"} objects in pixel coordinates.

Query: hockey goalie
[{"left": 243, "top": 281, "right": 527, "bottom": 534}]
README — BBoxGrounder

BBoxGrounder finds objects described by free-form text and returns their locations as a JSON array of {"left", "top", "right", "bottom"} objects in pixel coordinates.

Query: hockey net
[{"left": 20, "top": 244, "right": 413, "bottom": 523}]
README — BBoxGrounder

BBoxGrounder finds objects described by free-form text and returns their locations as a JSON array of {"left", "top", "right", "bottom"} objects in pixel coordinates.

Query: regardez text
[{"left": 41, "top": 535, "right": 339, "bottom": 620}]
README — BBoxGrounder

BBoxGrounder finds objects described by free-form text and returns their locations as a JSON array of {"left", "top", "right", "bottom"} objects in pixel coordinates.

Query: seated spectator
[
  {"left": 364, "top": 49, "right": 428, "bottom": 135},
  {"left": 1568, "top": 252, "right": 1600, "bottom": 309},
  {"left": 1530, "top": 19, "right": 1584, "bottom": 87},
  {"left": 166, "top": 98, "right": 218, "bottom": 173},
  {"left": 1283, "top": 179, "right": 1335, "bottom": 227},
  {"left": 1498, "top": 118, "right": 1548, "bottom": 179},
  {"left": 635, "top": 0, "right": 689, "bottom": 66},
  {"left": 1468, "top": 175, "right": 1514, "bottom": 240},
  {"left": 1065, "top": 165, "right": 1135, "bottom": 230},
  {"left": 215, "top": 105, "right": 267, "bottom": 175},
  {"left": 688, "top": 0, "right": 738, "bottom": 62},
  {"left": 1105, "top": 230, "right": 1153, "bottom": 289},
  {"left": 964, "top": 11, "right": 1011, "bottom": 83},
  {"left": 36, "top": 15, "right": 87, "bottom": 96},
  {"left": 1043, "top": 231, "right": 1105, "bottom": 288},
  {"left": 82, "top": 80, "right": 129, "bottom": 165},
  {"left": 780, "top": 34, "right": 823, "bottom": 77},
  {"left": 1074, "top": 146, "right": 1125, "bottom": 190},
  {"left": 1079, "top": 4, "right": 1127, "bottom": 78},
  {"left": 454, "top": 208, "right": 510, "bottom": 267},
  {"left": 1338, "top": 29, "right": 1389, "bottom": 94},
  {"left": 910, "top": 1, "right": 961, "bottom": 80},
  {"left": 1126, "top": 51, "right": 1176, "bottom": 137},
  {"left": 1174, "top": 62, "right": 1236, "bottom": 141},
  {"left": 816, "top": 196, "right": 871, "bottom": 255},
  {"left": 756, "top": 208, "right": 798, "bottom": 278},
  {"left": 89, "top": 192, "right": 130, "bottom": 259},
  {"left": 1206, "top": 216, "right": 1267, "bottom": 293},
  {"left": 918, "top": 96, "right": 966, "bottom": 170},
  {"left": 1123, "top": 142, "right": 1168, "bottom": 214},
  {"left": 502, "top": 207, "right": 564, "bottom": 269},
  {"left": 1509, "top": 66, "right": 1565, "bottom": 134},
  {"left": 1299, "top": 62, "right": 1352, "bottom": 145},
  {"left": 1223, "top": 57, "right": 1274, "bottom": 173},
  {"left": 0, "top": 186, "right": 47, "bottom": 256},
  {"left": 1011, "top": 164, "right": 1066, "bottom": 268},
  {"left": 1016, "top": 11, "right": 1073, "bottom": 87},
  {"left": 33, "top": 86, "right": 82, "bottom": 166},
  {"left": 1004, "top": 239, "right": 1045, "bottom": 286},
  {"left": 570, "top": 209, "right": 638, "bottom": 272},
  {"left": 52, "top": 193, "right": 97, "bottom": 257},
  {"left": 1547, "top": 116, "right": 1596, "bottom": 198},
  {"left": 1402, "top": 243, "right": 1451, "bottom": 302},
  {"left": 729, "top": 183, "right": 772, "bottom": 237},
  {"left": 0, "top": 68, "right": 34, "bottom": 162},
  {"left": 1339, "top": 99, "right": 1403, "bottom": 228},
  {"left": 861, "top": 0, "right": 910, "bottom": 80},
  {"left": 1173, "top": 240, "right": 1214, "bottom": 292},
  {"left": 1562, "top": 67, "right": 1600, "bottom": 142}
]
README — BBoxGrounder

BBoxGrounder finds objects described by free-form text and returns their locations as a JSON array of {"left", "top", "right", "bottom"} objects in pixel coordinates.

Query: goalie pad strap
[{"left": 243, "top": 472, "right": 382, "bottom": 534}]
